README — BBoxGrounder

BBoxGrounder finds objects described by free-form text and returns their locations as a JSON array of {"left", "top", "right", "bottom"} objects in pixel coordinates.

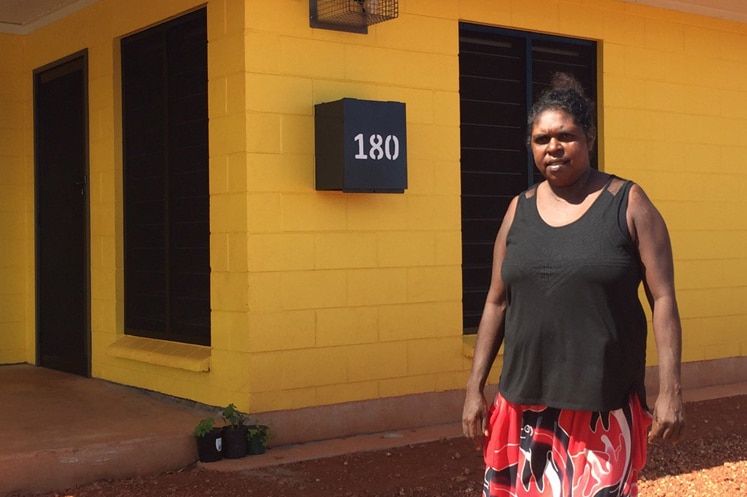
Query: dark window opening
[
  {"left": 459, "top": 24, "right": 597, "bottom": 333},
  {"left": 122, "top": 8, "right": 210, "bottom": 345}
]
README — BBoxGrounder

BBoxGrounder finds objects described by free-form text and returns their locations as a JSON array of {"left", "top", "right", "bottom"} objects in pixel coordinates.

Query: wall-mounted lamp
[{"left": 310, "top": 0, "right": 399, "bottom": 34}]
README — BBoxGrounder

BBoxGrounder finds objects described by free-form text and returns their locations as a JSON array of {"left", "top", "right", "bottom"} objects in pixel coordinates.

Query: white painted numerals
[{"left": 354, "top": 133, "right": 400, "bottom": 161}]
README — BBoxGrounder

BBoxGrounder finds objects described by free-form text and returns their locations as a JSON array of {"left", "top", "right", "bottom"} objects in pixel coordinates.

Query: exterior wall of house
[
  {"left": 234, "top": 0, "right": 466, "bottom": 414},
  {"left": 598, "top": 4, "right": 747, "bottom": 364},
  {"left": 0, "top": 0, "right": 746, "bottom": 438},
  {"left": 0, "top": 33, "right": 29, "bottom": 364}
]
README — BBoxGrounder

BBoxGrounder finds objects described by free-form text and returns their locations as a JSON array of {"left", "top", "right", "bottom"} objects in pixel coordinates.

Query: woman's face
[{"left": 530, "top": 109, "right": 594, "bottom": 187}]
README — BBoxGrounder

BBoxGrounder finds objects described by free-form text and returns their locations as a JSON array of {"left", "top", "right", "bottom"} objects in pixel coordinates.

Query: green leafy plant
[
  {"left": 221, "top": 403, "right": 246, "bottom": 429},
  {"left": 247, "top": 423, "right": 270, "bottom": 445},
  {"left": 193, "top": 417, "right": 215, "bottom": 437},
  {"left": 246, "top": 422, "right": 271, "bottom": 454}
]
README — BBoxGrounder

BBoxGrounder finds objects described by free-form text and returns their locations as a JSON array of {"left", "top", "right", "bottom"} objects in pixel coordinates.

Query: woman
[{"left": 462, "top": 74, "right": 685, "bottom": 497}]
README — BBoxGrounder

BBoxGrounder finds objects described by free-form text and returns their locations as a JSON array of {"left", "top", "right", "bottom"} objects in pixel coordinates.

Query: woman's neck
[{"left": 546, "top": 168, "right": 600, "bottom": 205}]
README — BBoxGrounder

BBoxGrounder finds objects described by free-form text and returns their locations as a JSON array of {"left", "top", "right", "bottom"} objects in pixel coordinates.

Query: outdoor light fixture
[{"left": 310, "top": 0, "right": 399, "bottom": 34}]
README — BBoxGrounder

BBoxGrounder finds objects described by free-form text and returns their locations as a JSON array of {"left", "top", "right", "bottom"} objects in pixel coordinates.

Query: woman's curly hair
[{"left": 527, "top": 73, "right": 596, "bottom": 145}]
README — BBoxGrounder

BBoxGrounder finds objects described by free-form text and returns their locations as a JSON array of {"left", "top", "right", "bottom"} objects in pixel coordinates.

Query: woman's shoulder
[
  {"left": 520, "top": 183, "right": 541, "bottom": 200},
  {"left": 604, "top": 173, "right": 636, "bottom": 197}
]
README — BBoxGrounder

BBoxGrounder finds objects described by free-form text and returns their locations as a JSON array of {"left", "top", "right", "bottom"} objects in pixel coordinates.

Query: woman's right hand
[
  {"left": 462, "top": 388, "right": 489, "bottom": 450},
  {"left": 461, "top": 196, "right": 516, "bottom": 452}
]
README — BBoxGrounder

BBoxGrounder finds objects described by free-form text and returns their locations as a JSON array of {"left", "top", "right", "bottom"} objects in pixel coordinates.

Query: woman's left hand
[
  {"left": 648, "top": 391, "right": 685, "bottom": 443},
  {"left": 629, "top": 184, "right": 685, "bottom": 445}
]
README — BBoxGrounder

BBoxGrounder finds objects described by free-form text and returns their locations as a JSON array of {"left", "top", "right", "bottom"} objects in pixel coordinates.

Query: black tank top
[{"left": 499, "top": 177, "right": 648, "bottom": 411}]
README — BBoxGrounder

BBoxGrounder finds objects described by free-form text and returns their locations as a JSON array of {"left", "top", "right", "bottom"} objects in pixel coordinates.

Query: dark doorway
[{"left": 34, "top": 52, "right": 90, "bottom": 376}]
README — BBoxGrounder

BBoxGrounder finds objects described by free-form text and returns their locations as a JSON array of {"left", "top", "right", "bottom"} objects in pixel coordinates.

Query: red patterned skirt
[{"left": 482, "top": 393, "right": 652, "bottom": 497}]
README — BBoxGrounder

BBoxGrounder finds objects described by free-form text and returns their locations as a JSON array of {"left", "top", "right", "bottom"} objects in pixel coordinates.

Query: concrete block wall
[{"left": 0, "top": 33, "right": 28, "bottom": 364}]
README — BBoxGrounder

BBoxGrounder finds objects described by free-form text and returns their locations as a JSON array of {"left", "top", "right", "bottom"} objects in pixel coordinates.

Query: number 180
[{"left": 354, "top": 133, "right": 400, "bottom": 161}]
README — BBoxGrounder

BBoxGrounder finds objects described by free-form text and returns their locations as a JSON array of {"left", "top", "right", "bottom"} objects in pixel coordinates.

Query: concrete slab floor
[{"left": 0, "top": 364, "right": 213, "bottom": 496}]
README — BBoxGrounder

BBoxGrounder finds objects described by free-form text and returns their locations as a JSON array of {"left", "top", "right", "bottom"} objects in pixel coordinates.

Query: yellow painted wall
[
  {"left": 1, "top": 0, "right": 746, "bottom": 417},
  {"left": 0, "top": 33, "right": 29, "bottom": 364},
  {"left": 236, "top": 0, "right": 465, "bottom": 414},
  {"left": 594, "top": 3, "right": 747, "bottom": 365}
]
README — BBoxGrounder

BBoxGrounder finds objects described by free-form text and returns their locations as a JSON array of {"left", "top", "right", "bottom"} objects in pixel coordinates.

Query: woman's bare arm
[
  {"left": 628, "top": 184, "right": 685, "bottom": 443},
  {"left": 462, "top": 196, "right": 518, "bottom": 449}
]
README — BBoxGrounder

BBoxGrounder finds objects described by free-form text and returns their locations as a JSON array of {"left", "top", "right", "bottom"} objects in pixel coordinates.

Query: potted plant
[
  {"left": 221, "top": 403, "right": 248, "bottom": 459},
  {"left": 246, "top": 422, "right": 271, "bottom": 455},
  {"left": 193, "top": 417, "right": 222, "bottom": 462}
]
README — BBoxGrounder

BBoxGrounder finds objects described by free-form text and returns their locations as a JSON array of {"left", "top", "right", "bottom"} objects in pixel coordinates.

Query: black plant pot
[
  {"left": 222, "top": 426, "right": 248, "bottom": 459},
  {"left": 247, "top": 424, "right": 269, "bottom": 455},
  {"left": 195, "top": 427, "right": 222, "bottom": 463}
]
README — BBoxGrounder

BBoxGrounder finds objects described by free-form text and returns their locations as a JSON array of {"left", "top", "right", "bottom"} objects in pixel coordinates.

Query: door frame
[{"left": 33, "top": 49, "right": 91, "bottom": 376}]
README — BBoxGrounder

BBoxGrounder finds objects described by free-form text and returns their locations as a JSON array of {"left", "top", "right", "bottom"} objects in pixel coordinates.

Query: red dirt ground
[{"left": 12, "top": 395, "right": 747, "bottom": 497}]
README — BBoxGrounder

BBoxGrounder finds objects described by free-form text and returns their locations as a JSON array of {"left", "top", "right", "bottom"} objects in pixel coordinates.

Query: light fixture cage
[{"left": 310, "top": 0, "right": 399, "bottom": 33}]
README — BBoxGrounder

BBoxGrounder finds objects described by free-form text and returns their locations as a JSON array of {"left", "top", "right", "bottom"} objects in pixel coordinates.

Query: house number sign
[{"left": 315, "top": 98, "right": 407, "bottom": 193}]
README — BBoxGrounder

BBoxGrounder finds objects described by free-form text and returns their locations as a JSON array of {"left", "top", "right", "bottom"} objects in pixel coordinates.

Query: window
[
  {"left": 459, "top": 24, "right": 597, "bottom": 333},
  {"left": 121, "top": 8, "right": 210, "bottom": 345}
]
